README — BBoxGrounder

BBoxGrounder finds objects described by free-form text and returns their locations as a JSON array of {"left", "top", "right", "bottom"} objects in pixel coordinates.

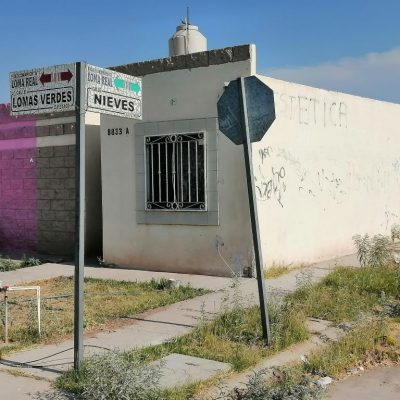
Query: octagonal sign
[{"left": 217, "top": 76, "right": 275, "bottom": 145}]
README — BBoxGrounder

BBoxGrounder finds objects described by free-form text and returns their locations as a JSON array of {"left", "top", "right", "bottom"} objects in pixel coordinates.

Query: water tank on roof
[{"left": 169, "top": 20, "right": 207, "bottom": 56}]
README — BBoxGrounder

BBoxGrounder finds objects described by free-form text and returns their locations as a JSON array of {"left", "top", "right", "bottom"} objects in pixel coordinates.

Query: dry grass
[
  {"left": 55, "top": 264, "right": 400, "bottom": 399},
  {"left": 264, "top": 263, "right": 308, "bottom": 279},
  {"left": 133, "top": 299, "right": 309, "bottom": 372},
  {"left": 0, "top": 276, "right": 207, "bottom": 351},
  {"left": 288, "top": 264, "right": 400, "bottom": 323}
]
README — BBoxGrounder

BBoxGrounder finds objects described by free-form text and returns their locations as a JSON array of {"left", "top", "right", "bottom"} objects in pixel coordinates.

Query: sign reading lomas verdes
[
  {"left": 10, "top": 63, "right": 76, "bottom": 115},
  {"left": 86, "top": 64, "right": 142, "bottom": 119}
]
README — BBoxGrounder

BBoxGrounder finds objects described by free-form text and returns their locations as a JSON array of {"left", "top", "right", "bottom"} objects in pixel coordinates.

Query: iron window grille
[{"left": 144, "top": 132, "right": 207, "bottom": 211}]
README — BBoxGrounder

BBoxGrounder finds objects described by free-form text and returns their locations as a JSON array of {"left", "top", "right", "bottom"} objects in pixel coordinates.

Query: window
[{"left": 145, "top": 132, "right": 206, "bottom": 211}]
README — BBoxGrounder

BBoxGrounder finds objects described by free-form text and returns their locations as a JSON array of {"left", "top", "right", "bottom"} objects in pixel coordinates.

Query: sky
[{"left": 1, "top": 0, "right": 400, "bottom": 103}]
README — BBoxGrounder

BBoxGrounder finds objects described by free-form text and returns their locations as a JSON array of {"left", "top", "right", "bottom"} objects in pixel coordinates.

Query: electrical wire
[
  {"left": 0, "top": 344, "right": 114, "bottom": 369},
  {"left": 217, "top": 243, "right": 237, "bottom": 277}
]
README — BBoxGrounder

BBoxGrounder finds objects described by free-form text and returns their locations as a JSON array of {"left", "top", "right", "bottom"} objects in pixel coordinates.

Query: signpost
[
  {"left": 217, "top": 76, "right": 276, "bottom": 345},
  {"left": 86, "top": 64, "right": 142, "bottom": 118},
  {"left": 10, "top": 62, "right": 141, "bottom": 370},
  {"left": 10, "top": 63, "right": 77, "bottom": 115}
]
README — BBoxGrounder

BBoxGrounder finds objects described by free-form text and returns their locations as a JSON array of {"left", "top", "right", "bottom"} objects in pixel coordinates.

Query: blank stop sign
[{"left": 217, "top": 76, "right": 275, "bottom": 145}]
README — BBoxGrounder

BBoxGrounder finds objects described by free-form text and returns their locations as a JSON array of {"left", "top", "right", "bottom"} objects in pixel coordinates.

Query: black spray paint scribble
[
  {"left": 255, "top": 165, "right": 287, "bottom": 208},
  {"left": 256, "top": 145, "right": 349, "bottom": 205},
  {"left": 258, "top": 146, "right": 273, "bottom": 164},
  {"left": 298, "top": 167, "right": 346, "bottom": 203}
]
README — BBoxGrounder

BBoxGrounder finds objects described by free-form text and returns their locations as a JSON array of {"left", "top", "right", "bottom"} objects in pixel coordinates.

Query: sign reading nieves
[
  {"left": 10, "top": 63, "right": 76, "bottom": 115},
  {"left": 86, "top": 64, "right": 142, "bottom": 119}
]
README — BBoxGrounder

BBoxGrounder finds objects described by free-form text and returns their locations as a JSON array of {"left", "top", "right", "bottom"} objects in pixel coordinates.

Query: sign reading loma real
[{"left": 10, "top": 63, "right": 142, "bottom": 119}]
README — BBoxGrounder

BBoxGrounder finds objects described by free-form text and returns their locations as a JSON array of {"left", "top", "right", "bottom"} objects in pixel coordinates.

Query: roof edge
[{"left": 109, "top": 44, "right": 254, "bottom": 77}]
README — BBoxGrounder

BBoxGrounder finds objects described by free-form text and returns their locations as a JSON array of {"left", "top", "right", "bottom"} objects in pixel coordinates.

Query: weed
[
  {"left": 353, "top": 234, "right": 392, "bottom": 267},
  {"left": 369, "top": 235, "right": 392, "bottom": 267},
  {"left": 20, "top": 255, "right": 41, "bottom": 267},
  {"left": 265, "top": 263, "right": 307, "bottom": 279},
  {"left": 0, "top": 256, "right": 20, "bottom": 271},
  {"left": 82, "top": 351, "right": 163, "bottom": 400},
  {"left": 0, "top": 254, "right": 41, "bottom": 271},
  {"left": 391, "top": 224, "right": 400, "bottom": 241},
  {"left": 52, "top": 351, "right": 163, "bottom": 400},
  {"left": 214, "top": 367, "right": 322, "bottom": 400},
  {"left": 304, "top": 319, "right": 389, "bottom": 377},
  {"left": 265, "top": 265, "right": 290, "bottom": 279},
  {"left": 289, "top": 265, "right": 400, "bottom": 323},
  {"left": 149, "top": 277, "right": 174, "bottom": 290},
  {"left": 130, "top": 296, "right": 308, "bottom": 373},
  {"left": 380, "top": 292, "right": 400, "bottom": 318}
]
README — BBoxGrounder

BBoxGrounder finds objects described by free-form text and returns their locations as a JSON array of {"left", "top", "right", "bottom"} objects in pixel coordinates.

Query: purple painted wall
[{"left": 0, "top": 104, "right": 38, "bottom": 251}]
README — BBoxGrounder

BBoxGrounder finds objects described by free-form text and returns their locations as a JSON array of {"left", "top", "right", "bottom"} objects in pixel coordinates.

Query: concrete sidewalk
[
  {"left": 0, "top": 253, "right": 359, "bottom": 398},
  {"left": 326, "top": 366, "right": 400, "bottom": 400}
]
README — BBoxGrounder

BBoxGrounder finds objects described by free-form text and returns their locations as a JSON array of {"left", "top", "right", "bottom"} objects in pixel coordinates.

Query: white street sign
[
  {"left": 86, "top": 64, "right": 142, "bottom": 119},
  {"left": 10, "top": 63, "right": 76, "bottom": 115}
]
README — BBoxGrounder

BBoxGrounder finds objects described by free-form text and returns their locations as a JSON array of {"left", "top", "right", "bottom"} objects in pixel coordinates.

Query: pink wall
[{"left": 0, "top": 104, "right": 38, "bottom": 252}]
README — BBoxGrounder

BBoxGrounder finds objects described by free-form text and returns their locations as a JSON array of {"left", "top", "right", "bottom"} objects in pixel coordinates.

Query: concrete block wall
[
  {"left": 0, "top": 103, "right": 77, "bottom": 256},
  {"left": 36, "top": 144, "right": 76, "bottom": 255},
  {"left": 0, "top": 104, "right": 38, "bottom": 251}
]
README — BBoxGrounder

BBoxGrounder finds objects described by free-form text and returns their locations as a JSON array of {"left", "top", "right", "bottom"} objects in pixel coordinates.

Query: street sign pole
[
  {"left": 74, "top": 61, "right": 86, "bottom": 370},
  {"left": 238, "top": 77, "right": 271, "bottom": 345},
  {"left": 10, "top": 61, "right": 141, "bottom": 370}
]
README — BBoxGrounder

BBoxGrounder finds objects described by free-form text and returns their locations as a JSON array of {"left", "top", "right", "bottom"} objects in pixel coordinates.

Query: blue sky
[{"left": 1, "top": 0, "right": 399, "bottom": 103}]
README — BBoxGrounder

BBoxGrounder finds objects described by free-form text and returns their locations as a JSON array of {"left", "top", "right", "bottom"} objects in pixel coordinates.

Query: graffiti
[
  {"left": 258, "top": 146, "right": 273, "bottom": 164},
  {"left": 255, "top": 165, "right": 286, "bottom": 208},
  {"left": 317, "top": 169, "right": 342, "bottom": 191},
  {"left": 393, "top": 160, "right": 400, "bottom": 173},
  {"left": 275, "top": 92, "right": 348, "bottom": 129}
]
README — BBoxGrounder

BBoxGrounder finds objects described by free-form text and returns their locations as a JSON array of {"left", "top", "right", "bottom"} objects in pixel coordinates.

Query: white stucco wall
[
  {"left": 100, "top": 55, "right": 256, "bottom": 276},
  {"left": 100, "top": 50, "right": 400, "bottom": 276},
  {"left": 253, "top": 75, "right": 400, "bottom": 266}
]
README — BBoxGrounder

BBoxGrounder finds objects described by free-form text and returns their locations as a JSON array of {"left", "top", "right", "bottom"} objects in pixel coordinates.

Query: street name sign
[
  {"left": 217, "top": 76, "right": 275, "bottom": 144},
  {"left": 86, "top": 64, "right": 142, "bottom": 119},
  {"left": 10, "top": 63, "right": 76, "bottom": 115}
]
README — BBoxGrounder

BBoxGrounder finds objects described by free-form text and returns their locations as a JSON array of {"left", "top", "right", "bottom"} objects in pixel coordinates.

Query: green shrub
[
  {"left": 56, "top": 351, "right": 163, "bottom": 400},
  {"left": 391, "top": 224, "right": 400, "bottom": 241},
  {"left": 353, "top": 234, "right": 392, "bottom": 267},
  {"left": 0, "top": 256, "right": 20, "bottom": 271},
  {"left": 21, "top": 255, "right": 41, "bottom": 267},
  {"left": 215, "top": 367, "right": 322, "bottom": 400}
]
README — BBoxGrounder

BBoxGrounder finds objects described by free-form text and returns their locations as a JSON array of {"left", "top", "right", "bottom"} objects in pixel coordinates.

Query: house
[
  {"left": 100, "top": 31, "right": 400, "bottom": 276},
  {"left": 1, "top": 22, "right": 399, "bottom": 276}
]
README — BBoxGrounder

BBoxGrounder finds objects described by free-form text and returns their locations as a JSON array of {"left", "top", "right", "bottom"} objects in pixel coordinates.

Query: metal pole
[
  {"left": 37, "top": 287, "right": 41, "bottom": 337},
  {"left": 238, "top": 77, "right": 271, "bottom": 345},
  {"left": 74, "top": 61, "right": 86, "bottom": 369},
  {"left": 4, "top": 292, "right": 8, "bottom": 344}
]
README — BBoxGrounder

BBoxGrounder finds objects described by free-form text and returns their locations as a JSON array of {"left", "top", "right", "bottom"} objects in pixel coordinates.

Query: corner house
[
  {"left": 100, "top": 41, "right": 400, "bottom": 276},
  {"left": 1, "top": 29, "right": 399, "bottom": 276}
]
